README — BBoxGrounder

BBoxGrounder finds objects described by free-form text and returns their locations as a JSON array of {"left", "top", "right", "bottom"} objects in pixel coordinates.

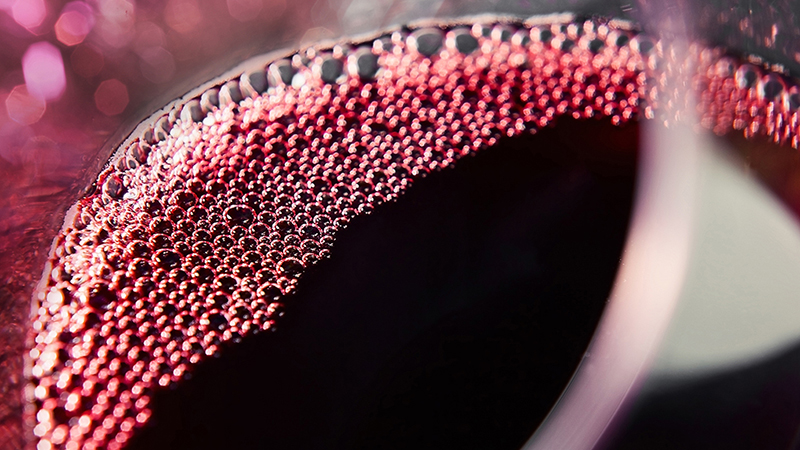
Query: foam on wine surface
[{"left": 118, "top": 116, "right": 638, "bottom": 450}]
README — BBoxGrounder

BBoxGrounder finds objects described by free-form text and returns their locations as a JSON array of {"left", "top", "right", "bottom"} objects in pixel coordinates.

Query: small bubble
[
  {"left": 149, "top": 234, "right": 173, "bottom": 249},
  {"left": 81, "top": 283, "right": 115, "bottom": 310},
  {"left": 169, "top": 190, "right": 198, "bottom": 209},
  {"left": 256, "top": 283, "right": 281, "bottom": 301},
  {"left": 102, "top": 175, "right": 126, "bottom": 199},
  {"left": 214, "top": 275, "right": 238, "bottom": 294},
  {"left": 149, "top": 217, "right": 174, "bottom": 235},
  {"left": 208, "top": 292, "right": 230, "bottom": 308},
  {"left": 192, "top": 241, "right": 213, "bottom": 257},
  {"left": 128, "top": 259, "right": 152, "bottom": 277},
  {"left": 759, "top": 74, "right": 785, "bottom": 100},
  {"left": 277, "top": 258, "right": 304, "bottom": 277},
  {"left": 299, "top": 224, "right": 321, "bottom": 239},
  {"left": 189, "top": 266, "right": 214, "bottom": 285},
  {"left": 153, "top": 249, "right": 181, "bottom": 270},
  {"left": 206, "top": 313, "right": 227, "bottom": 331},
  {"left": 735, "top": 64, "right": 760, "bottom": 89}
]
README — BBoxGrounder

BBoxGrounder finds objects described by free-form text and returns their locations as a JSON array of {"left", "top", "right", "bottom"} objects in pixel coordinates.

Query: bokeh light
[
  {"left": 164, "top": 0, "right": 203, "bottom": 34},
  {"left": 54, "top": 2, "right": 95, "bottom": 46},
  {"left": 11, "top": 0, "right": 47, "bottom": 31},
  {"left": 70, "top": 44, "right": 104, "bottom": 78},
  {"left": 93, "top": 78, "right": 128, "bottom": 116},
  {"left": 22, "top": 42, "right": 66, "bottom": 101},
  {"left": 5, "top": 84, "right": 46, "bottom": 125},
  {"left": 96, "top": 0, "right": 135, "bottom": 48}
]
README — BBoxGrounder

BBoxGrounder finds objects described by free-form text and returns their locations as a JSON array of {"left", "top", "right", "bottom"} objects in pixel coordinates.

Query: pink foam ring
[
  {"left": 11, "top": 0, "right": 46, "bottom": 30},
  {"left": 22, "top": 42, "right": 67, "bottom": 102}
]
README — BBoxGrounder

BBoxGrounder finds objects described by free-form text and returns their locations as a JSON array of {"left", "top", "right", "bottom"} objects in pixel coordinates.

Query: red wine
[
  {"left": 122, "top": 117, "right": 637, "bottom": 450},
  {"left": 26, "top": 16, "right": 800, "bottom": 450}
]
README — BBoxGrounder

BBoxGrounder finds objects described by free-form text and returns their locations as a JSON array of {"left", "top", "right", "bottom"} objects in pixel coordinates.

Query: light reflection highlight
[
  {"left": 22, "top": 41, "right": 66, "bottom": 102},
  {"left": 54, "top": 2, "right": 95, "bottom": 46},
  {"left": 11, "top": 0, "right": 47, "bottom": 32}
]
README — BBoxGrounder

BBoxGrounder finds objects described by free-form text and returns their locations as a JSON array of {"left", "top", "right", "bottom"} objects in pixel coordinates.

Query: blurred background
[{"left": 2, "top": 0, "right": 800, "bottom": 448}]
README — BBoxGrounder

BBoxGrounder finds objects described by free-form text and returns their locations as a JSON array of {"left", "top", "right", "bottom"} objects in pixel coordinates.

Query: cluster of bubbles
[{"left": 26, "top": 15, "right": 800, "bottom": 450}]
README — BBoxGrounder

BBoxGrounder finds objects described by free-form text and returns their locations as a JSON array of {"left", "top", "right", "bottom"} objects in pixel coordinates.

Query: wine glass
[{"left": 2, "top": 0, "right": 800, "bottom": 449}]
